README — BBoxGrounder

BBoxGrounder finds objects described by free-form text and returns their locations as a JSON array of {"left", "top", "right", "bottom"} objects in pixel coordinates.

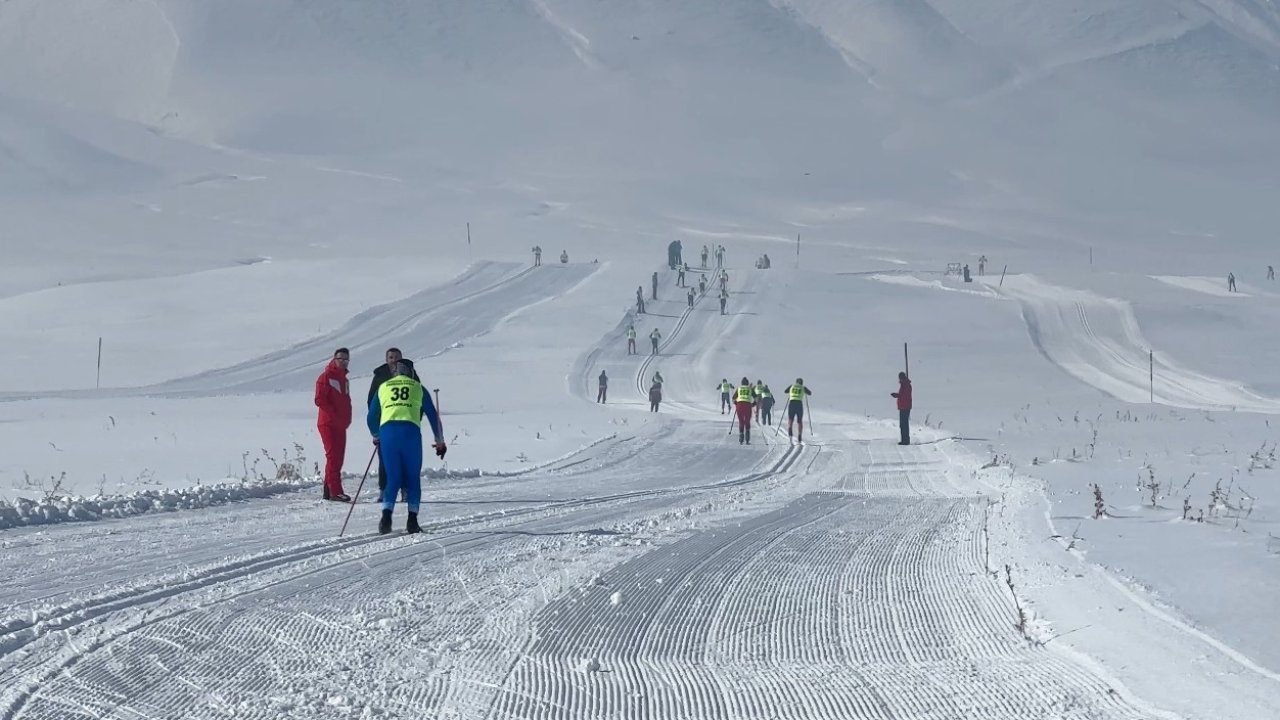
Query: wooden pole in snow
[
  {"left": 1150, "top": 351, "right": 1154, "bottom": 403},
  {"left": 904, "top": 342, "right": 909, "bottom": 378},
  {"left": 96, "top": 337, "right": 102, "bottom": 389},
  {"left": 999, "top": 264, "right": 1008, "bottom": 287}
]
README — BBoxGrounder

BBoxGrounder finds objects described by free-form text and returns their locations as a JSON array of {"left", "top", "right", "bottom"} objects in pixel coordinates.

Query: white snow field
[{"left": 3, "top": 1, "right": 1280, "bottom": 718}]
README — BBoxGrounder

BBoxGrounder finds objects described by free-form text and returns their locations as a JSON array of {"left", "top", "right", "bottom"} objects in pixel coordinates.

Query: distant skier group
[{"left": 717, "top": 377, "right": 810, "bottom": 444}]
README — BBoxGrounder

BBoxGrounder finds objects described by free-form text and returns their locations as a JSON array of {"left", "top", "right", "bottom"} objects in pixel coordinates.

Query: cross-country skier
[
  {"left": 678, "top": 263, "right": 687, "bottom": 287},
  {"left": 760, "top": 384, "right": 775, "bottom": 426},
  {"left": 719, "top": 287, "right": 728, "bottom": 315},
  {"left": 752, "top": 379, "right": 765, "bottom": 421},
  {"left": 649, "top": 328, "right": 661, "bottom": 355},
  {"left": 734, "top": 377, "right": 756, "bottom": 444},
  {"left": 315, "top": 347, "right": 352, "bottom": 502},
  {"left": 891, "top": 372, "right": 912, "bottom": 445},
  {"left": 626, "top": 324, "right": 637, "bottom": 354},
  {"left": 784, "top": 378, "right": 813, "bottom": 443},
  {"left": 718, "top": 378, "right": 733, "bottom": 414},
  {"left": 367, "top": 360, "right": 446, "bottom": 535},
  {"left": 560, "top": 250, "right": 568, "bottom": 264},
  {"left": 701, "top": 245, "right": 709, "bottom": 269},
  {"left": 532, "top": 246, "right": 542, "bottom": 266},
  {"left": 636, "top": 286, "right": 646, "bottom": 314},
  {"left": 687, "top": 288, "right": 695, "bottom": 308},
  {"left": 1228, "top": 272, "right": 1237, "bottom": 292},
  {"left": 368, "top": 348, "right": 420, "bottom": 499},
  {"left": 649, "top": 382, "right": 662, "bottom": 412},
  {"left": 699, "top": 275, "right": 707, "bottom": 294},
  {"left": 597, "top": 370, "right": 608, "bottom": 403}
]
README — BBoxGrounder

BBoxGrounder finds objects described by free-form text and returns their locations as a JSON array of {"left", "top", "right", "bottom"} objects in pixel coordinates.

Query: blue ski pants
[{"left": 379, "top": 421, "right": 423, "bottom": 512}]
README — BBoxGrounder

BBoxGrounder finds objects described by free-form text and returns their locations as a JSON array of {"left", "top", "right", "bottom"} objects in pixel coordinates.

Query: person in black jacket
[{"left": 368, "top": 347, "right": 420, "bottom": 499}]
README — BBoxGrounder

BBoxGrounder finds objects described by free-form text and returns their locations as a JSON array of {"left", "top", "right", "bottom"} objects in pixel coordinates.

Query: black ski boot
[
  {"left": 406, "top": 512, "right": 421, "bottom": 534},
  {"left": 738, "top": 430, "right": 744, "bottom": 444},
  {"left": 745, "top": 428, "right": 751, "bottom": 445},
  {"left": 378, "top": 509, "right": 393, "bottom": 535}
]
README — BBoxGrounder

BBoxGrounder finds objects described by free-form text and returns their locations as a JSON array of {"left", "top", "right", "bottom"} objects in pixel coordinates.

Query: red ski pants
[
  {"left": 735, "top": 402, "right": 753, "bottom": 431},
  {"left": 318, "top": 424, "right": 347, "bottom": 495}
]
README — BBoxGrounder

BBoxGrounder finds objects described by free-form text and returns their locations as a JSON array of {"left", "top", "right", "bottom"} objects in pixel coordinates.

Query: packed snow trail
[
  {"left": 0, "top": 421, "right": 1169, "bottom": 719},
  {"left": 1001, "top": 274, "right": 1280, "bottom": 413}
]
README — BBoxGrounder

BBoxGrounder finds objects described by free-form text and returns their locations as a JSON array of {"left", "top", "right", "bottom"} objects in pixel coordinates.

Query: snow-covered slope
[{"left": 3, "top": 1, "right": 1280, "bottom": 718}]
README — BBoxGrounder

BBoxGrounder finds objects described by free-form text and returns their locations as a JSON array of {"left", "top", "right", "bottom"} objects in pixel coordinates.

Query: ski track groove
[
  {"left": 1, "top": 443, "right": 807, "bottom": 720},
  {"left": 470, "top": 442, "right": 1156, "bottom": 720}
]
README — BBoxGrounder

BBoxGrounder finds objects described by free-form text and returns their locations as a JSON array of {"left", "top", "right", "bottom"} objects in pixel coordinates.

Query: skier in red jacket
[
  {"left": 891, "top": 371, "right": 912, "bottom": 445},
  {"left": 315, "top": 348, "right": 353, "bottom": 501}
]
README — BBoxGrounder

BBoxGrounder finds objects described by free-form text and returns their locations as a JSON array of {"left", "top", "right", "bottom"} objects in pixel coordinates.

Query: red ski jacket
[
  {"left": 896, "top": 377, "right": 912, "bottom": 411},
  {"left": 315, "top": 359, "right": 352, "bottom": 428}
]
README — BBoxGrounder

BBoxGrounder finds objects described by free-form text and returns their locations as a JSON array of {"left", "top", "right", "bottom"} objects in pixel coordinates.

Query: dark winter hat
[
  {"left": 741, "top": 376, "right": 750, "bottom": 384},
  {"left": 796, "top": 378, "right": 803, "bottom": 385}
]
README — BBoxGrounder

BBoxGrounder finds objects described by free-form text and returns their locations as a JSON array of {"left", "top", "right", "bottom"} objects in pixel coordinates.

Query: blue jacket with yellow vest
[{"left": 367, "top": 373, "right": 444, "bottom": 443}]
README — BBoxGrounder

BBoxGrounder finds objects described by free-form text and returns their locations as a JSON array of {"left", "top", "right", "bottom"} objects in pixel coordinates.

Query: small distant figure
[
  {"left": 560, "top": 250, "right": 568, "bottom": 264},
  {"left": 532, "top": 246, "right": 542, "bottom": 267},
  {"left": 963, "top": 264, "right": 972, "bottom": 283},
  {"left": 718, "top": 378, "right": 733, "bottom": 414},
  {"left": 719, "top": 269, "right": 729, "bottom": 292},
  {"left": 1228, "top": 272, "right": 1237, "bottom": 292},
  {"left": 762, "top": 253, "right": 770, "bottom": 269},
  {"left": 687, "top": 288, "right": 695, "bottom": 308},
  {"left": 677, "top": 263, "right": 687, "bottom": 287},
  {"left": 715, "top": 245, "right": 726, "bottom": 269},
  {"left": 1269, "top": 265, "right": 1275, "bottom": 281},
  {"left": 891, "top": 372, "right": 912, "bottom": 445},
  {"left": 753, "top": 380, "right": 765, "bottom": 421},
  {"left": 719, "top": 287, "right": 728, "bottom": 315},
  {"left": 649, "top": 328, "right": 662, "bottom": 355},
  {"left": 699, "top": 274, "right": 707, "bottom": 294},
  {"left": 701, "top": 245, "right": 709, "bottom": 269},
  {"left": 597, "top": 370, "right": 608, "bottom": 403},
  {"left": 626, "top": 324, "right": 637, "bottom": 355},
  {"left": 649, "top": 382, "right": 662, "bottom": 412},
  {"left": 652, "top": 271, "right": 659, "bottom": 301},
  {"left": 667, "top": 239, "right": 683, "bottom": 269},
  {"left": 978, "top": 255, "right": 987, "bottom": 276},
  {"left": 636, "top": 286, "right": 646, "bottom": 315},
  {"left": 733, "top": 377, "right": 756, "bottom": 445}
]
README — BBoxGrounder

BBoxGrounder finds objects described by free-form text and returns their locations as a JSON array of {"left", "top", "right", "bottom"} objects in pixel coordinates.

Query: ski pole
[
  {"left": 434, "top": 388, "right": 447, "bottom": 472},
  {"left": 805, "top": 396, "right": 814, "bottom": 435},
  {"left": 339, "top": 446, "right": 379, "bottom": 537}
]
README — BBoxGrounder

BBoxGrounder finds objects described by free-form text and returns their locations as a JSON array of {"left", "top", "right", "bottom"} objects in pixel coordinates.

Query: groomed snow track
[
  {"left": 1001, "top": 274, "right": 1280, "bottom": 413},
  {"left": 481, "top": 442, "right": 1156, "bottom": 720}
]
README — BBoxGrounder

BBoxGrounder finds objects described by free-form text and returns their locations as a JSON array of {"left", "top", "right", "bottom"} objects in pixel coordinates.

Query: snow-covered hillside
[{"left": 2, "top": 1, "right": 1280, "bottom": 718}]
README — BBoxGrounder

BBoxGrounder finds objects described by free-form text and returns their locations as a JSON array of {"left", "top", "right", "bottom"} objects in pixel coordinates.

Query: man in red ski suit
[
  {"left": 734, "top": 376, "right": 757, "bottom": 445},
  {"left": 315, "top": 348, "right": 353, "bottom": 501}
]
